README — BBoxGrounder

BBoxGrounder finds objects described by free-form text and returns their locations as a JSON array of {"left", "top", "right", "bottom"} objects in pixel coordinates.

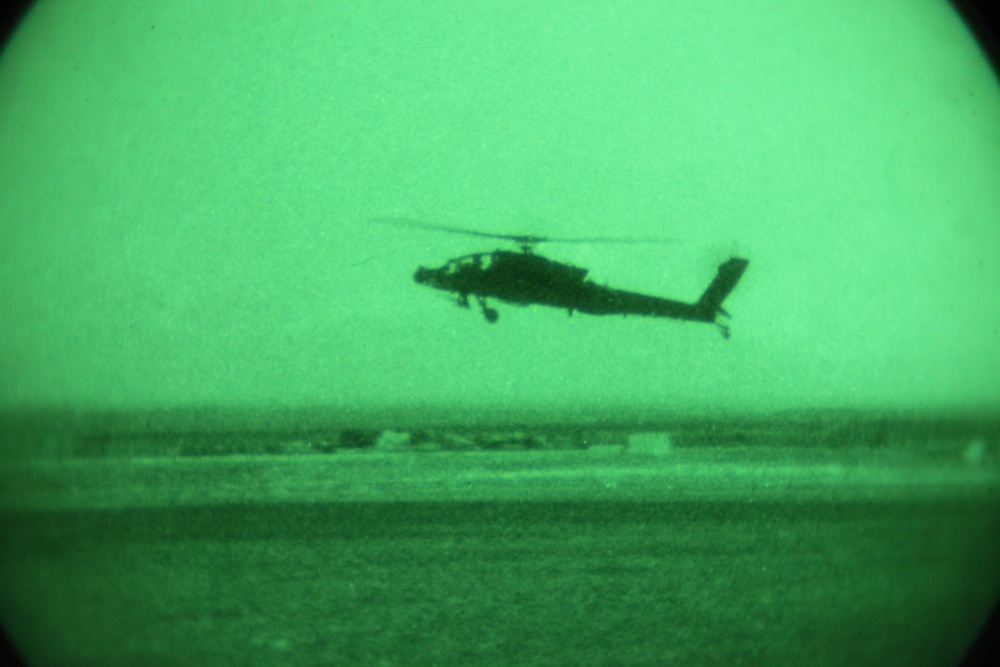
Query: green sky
[{"left": 1, "top": 0, "right": 999, "bottom": 413}]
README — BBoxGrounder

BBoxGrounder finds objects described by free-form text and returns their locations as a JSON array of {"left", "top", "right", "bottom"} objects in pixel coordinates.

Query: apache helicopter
[{"left": 377, "top": 218, "right": 748, "bottom": 338}]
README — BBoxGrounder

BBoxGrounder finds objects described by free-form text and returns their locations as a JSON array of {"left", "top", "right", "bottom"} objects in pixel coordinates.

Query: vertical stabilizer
[{"left": 696, "top": 258, "right": 749, "bottom": 319}]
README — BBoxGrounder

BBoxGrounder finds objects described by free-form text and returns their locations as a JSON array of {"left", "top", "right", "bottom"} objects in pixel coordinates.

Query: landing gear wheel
[{"left": 475, "top": 295, "right": 499, "bottom": 323}]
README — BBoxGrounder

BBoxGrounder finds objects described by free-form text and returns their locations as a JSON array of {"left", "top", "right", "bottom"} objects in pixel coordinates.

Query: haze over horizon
[{"left": 2, "top": 1, "right": 999, "bottom": 415}]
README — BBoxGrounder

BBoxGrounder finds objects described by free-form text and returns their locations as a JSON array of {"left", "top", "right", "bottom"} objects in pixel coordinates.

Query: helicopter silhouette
[{"left": 377, "top": 218, "right": 748, "bottom": 338}]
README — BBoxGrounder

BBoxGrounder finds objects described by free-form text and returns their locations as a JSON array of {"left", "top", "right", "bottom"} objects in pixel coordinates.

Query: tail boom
[{"left": 567, "top": 257, "right": 748, "bottom": 327}]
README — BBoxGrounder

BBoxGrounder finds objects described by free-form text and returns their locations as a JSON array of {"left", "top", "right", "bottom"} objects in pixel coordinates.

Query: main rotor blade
[
  {"left": 539, "top": 236, "right": 679, "bottom": 245},
  {"left": 369, "top": 217, "right": 545, "bottom": 244},
  {"left": 369, "top": 216, "right": 678, "bottom": 245}
]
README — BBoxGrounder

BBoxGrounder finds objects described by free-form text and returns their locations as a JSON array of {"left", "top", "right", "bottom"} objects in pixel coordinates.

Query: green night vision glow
[{"left": 1, "top": 2, "right": 998, "bottom": 665}]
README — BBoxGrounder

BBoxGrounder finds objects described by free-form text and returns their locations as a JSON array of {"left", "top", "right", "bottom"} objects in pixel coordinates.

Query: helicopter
[{"left": 376, "top": 218, "right": 749, "bottom": 338}]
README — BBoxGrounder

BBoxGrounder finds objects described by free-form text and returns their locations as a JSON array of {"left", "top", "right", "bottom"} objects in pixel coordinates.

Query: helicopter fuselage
[{"left": 413, "top": 249, "right": 748, "bottom": 334}]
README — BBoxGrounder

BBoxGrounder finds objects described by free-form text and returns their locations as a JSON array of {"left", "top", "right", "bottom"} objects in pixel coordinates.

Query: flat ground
[{"left": 1, "top": 446, "right": 998, "bottom": 666}]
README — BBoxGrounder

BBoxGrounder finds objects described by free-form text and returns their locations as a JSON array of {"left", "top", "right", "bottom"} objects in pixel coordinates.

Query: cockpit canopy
[{"left": 443, "top": 254, "right": 490, "bottom": 274}]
